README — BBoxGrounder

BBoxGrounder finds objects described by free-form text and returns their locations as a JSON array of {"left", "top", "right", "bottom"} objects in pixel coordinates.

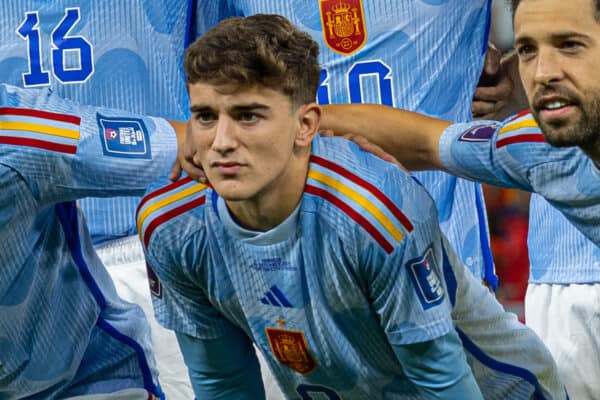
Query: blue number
[
  {"left": 348, "top": 60, "right": 394, "bottom": 106},
  {"left": 17, "top": 8, "right": 93, "bottom": 86},
  {"left": 51, "top": 8, "right": 94, "bottom": 83},
  {"left": 296, "top": 384, "right": 341, "bottom": 400},
  {"left": 317, "top": 60, "right": 395, "bottom": 106},
  {"left": 17, "top": 12, "right": 51, "bottom": 86},
  {"left": 317, "top": 69, "right": 330, "bottom": 105}
]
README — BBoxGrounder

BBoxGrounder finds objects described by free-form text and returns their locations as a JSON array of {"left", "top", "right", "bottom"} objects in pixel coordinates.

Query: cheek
[{"left": 518, "top": 64, "right": 533, "bottom": 88}]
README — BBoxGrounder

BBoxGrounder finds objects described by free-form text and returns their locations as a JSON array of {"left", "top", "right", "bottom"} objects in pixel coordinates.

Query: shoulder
[
  {"left": 137, "top": 175, "right": 210, "bottom": 253},
  {"left": 495, "top": 110, "right": 546, "bottom": 149},
  {"left": 497, "top": 111, "right": 587, "bottom": 170},
  {"left": 306, "top": 137, "right": 437, "bottom": 254}
]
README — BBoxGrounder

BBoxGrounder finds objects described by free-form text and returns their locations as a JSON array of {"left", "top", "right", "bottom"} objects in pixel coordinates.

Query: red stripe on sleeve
[
  {"left": 142, "top": 195, "right": 206, "bottom": 247},
  {"left": 310, "top": 155, "right": 413, "bottom": 232},
  {"left": 0, "top": 107, "right": 81, "bottom": 125},
  {"left": 496, "top": 133, "right": 545, "bottom": 148},
  {"left": 306, "top": 184, "right": 394, "bottom": 254}
]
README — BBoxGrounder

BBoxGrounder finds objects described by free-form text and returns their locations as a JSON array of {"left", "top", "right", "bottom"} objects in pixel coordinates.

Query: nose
[
  {"left": 212, "top": 116, "right": 237, "bottom": 155},
  {"left": 533, "top": 48, "right": 563, "bottom": 85}
]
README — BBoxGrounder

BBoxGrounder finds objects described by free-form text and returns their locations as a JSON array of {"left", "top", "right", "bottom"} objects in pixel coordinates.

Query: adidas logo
[{"left": 260, "top": 285, "right": 293, "bottom": 308}]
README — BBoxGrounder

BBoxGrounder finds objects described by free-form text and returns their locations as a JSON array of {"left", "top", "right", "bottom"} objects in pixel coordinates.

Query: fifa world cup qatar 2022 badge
[
  {"left": 407, "top": 246, "right": 445, "bottom": 310},
  {"left": 97, "top": 113, "right": 151, "bottom": 159},
  {"left": 319, "top": 0, "right": 367, "bottom": 55}
]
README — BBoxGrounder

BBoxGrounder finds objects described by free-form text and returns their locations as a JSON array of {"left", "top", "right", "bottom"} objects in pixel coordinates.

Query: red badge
[
  {"left": 319, "top": 0, "right": 367, "bottom": 55},
  {"left": 266, "top": 327, "right": 317, "bottom": 375}
]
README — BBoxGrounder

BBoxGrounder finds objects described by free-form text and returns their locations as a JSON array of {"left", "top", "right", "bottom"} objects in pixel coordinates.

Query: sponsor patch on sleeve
[
  {"left": 97, "top": 113, "right": 151, "bottom": 158},
  {"left": 407, "top": 247, "right": 444, "bottom": 310},
  {"left": 459, "top": 124, "right": 498, "bottom": 142},
  {"left": 146, "top": 263, "right": 162, "bottom": 298}
]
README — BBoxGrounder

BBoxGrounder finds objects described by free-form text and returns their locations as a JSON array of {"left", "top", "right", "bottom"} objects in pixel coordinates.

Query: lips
[
  {"left": 211, "top": 161, "right": 244, "bottom": 175},
  {"left": 533, "top": 91, "right": 579, "bottom": 123}
]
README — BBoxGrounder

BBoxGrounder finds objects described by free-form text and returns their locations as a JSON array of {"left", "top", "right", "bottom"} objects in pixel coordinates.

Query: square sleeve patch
[
  {"left": 407, "top": 246, "right": 445, "bottom": 310},
  {"left": 97, "top": 113, "right": 151, "bottom": 159}
]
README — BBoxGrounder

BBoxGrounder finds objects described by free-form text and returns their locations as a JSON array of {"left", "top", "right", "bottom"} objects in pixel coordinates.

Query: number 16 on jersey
[{"left": 17, "top": 7, "right": 94, "bottom": 87}]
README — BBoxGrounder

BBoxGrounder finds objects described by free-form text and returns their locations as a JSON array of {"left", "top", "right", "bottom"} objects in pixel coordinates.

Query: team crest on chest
[
  {"left": 319, "top": 0, "right": 367, "bottom": 55},
  {"left": 266, "top": 327, "right": 317, "bottom": 375}
]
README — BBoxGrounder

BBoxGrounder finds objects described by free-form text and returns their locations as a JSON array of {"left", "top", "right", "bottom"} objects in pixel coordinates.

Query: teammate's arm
[
  {"left": 319, "top": 104, "right": 450, "bottom": 171},
  {"left": 176, "top": 330, "right": 266, "bottom": 400},
  {"left": 0, "top": 84, "right": 178, "bottom": 204}
]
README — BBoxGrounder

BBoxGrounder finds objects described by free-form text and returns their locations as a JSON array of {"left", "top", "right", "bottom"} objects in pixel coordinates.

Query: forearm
[
  {"left": 392, "top": 331, "right": 483, "bottom": 399},
  {"left": 319, "top": 104, "right": 450, "bottom": 170},
  {"left": 177, "top": 331, "right": 266, "bottom": 400}
]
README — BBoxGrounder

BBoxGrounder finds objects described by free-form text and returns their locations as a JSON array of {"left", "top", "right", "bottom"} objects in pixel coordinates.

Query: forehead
[
  {"left": 188, "top": 82, "right": 289, "bottom": 109},
  {"left": 514, "top": 0, "right": 598, "bottom": 38}
]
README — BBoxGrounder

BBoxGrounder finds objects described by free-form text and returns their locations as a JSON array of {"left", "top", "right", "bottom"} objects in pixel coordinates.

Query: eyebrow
[
  {"left": 515, "top": 31, "right": 591, "bottom": 46},
  {"left": 190, "top": 103, "right": 270, "bottom": 114}
]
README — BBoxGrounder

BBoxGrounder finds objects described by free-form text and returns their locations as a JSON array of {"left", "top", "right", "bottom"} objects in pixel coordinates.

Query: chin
[
  {"left": 541, "top": 119, "right": 595, "bottom": 148},
  {"left": 211, "top": 181, "right": 253, "bottom": 201}
]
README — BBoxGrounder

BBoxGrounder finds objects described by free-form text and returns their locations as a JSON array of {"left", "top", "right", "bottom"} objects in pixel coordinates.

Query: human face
[
  {"left": 514, "top": 0, "right": 600, "bottom": 149},
  {"left": 188, "top": 82, "right": 314, "bottom": 207}
]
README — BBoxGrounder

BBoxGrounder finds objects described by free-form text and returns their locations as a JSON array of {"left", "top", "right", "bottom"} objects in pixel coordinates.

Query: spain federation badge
[
  {"left": 319, "top": 0, "right": 367, "bottom": 55},
  {"left": 266, "top": 327, "right": 317, "bottom": 375}
]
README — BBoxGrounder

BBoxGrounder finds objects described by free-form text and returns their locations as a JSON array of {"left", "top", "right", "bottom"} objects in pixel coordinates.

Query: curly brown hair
[{"left": 184, "top": 14, "right": 321, "bottom": 108}]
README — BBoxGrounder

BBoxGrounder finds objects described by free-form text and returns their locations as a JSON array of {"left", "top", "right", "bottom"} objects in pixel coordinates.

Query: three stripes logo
[{"left": 260, "top": 285, "right": 293, "bottom": 308}]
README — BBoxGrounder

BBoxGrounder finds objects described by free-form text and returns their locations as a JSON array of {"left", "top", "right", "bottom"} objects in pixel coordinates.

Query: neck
[{"left": 225, "top": 151, "right": 310, "bottom": 231}]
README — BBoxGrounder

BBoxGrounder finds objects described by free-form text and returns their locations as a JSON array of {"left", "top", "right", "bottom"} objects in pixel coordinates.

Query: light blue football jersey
[
  {"left": 440, "top": 111, "right": 600, "bottom": 284},
  {"left": 140, "top": 135, "right": 563, "bottom": 399},
  {"left": 0, "top": 0, "right": 199, "bottom": 244},
  {"left": 197, "top": 0, "right": 497, "bottom": 287},
  {"left": 0, "top": 83, "right": 176, "bottom": 398}
]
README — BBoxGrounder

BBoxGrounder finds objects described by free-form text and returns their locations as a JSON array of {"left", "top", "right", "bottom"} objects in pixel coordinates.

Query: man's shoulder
[
  {"left": 495, "top": 110, "right": 546, "bottom": 149},
  {"left": 308, "top": 137, "right": 438, "bottom": 253},
  {"left": 311, "top": 136, "right": 437, "bottom": 206},
  {"left": 496, "top": 111, "right": 586, "bottom": 172},
  {"left": 137, "top": 175, "right": 209, "bottom": 251}
]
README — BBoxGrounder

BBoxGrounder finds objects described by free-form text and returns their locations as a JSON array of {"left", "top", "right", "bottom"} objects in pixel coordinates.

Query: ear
[{"left": 295, "top": 103, "right": 321, "bottom": 147}]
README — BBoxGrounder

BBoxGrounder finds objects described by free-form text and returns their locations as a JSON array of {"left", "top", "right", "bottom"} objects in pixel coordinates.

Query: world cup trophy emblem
[{"left": 319, "top": 0, "right": 367, "bottom": 55}]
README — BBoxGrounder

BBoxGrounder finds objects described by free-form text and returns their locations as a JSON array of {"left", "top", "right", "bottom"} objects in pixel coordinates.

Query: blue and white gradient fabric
[
  {"left": 0, "top": 0, "right": 200, "bottom": 245},
  {"left": 0, "top": 83, "right": 176, "bottom": 398},
  {"left": 140, "top": 135, "right": 564, "bottom": 399},
  {"left": 197, "top": 0, "right": 498, "bottom": 287},
  {"left": 440, "top": 111, "right": 600, "bottom": 284}
]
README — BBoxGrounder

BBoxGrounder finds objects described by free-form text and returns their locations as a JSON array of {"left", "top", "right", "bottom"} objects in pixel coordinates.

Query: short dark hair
[
  {"left": 509, "top": 0, "right": 600, "bottom": 21},
  {"left": 184, "top": 14, "right": 321, "bottom": 108}
]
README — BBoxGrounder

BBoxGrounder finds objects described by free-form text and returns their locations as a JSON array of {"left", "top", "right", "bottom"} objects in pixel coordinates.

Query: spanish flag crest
[{"left": 319, "top": 0, "right": 367, "bottom": 55}]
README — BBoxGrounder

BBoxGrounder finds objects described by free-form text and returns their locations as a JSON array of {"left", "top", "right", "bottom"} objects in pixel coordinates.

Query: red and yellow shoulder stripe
[
  {"left": 496, "top": 110, "right": 545, "bottom": 148},
  {"left": 306, "top": 155, "right": 413, "bottom": 254},
  {"left": 136, "top": 176, "right": 208, "bottom": 247},
  {"left": 0, "top": 106, "right": 80, "bottom": 154}
]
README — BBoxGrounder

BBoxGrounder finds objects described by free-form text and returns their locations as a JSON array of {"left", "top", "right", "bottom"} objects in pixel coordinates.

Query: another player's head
[
  {"left": 183, "top": 14, "right": 321, "bottom": 216},
  {"left": 512, "top": 0, "right": 600, "bottom": 156}
]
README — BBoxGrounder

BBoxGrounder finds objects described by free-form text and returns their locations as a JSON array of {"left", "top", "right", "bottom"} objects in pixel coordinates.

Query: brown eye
[
  {"left": 558, "top": 40, "right": 582, "bottom": 51},
  {"left": 237, "top": 112, "right": 259, "bottom": 123},
  {"left": 195, "top": 111, "right": 217, "bottom": 124},
  {"left": 516, "top": 44, "right": 536, "bottom": 58}
]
